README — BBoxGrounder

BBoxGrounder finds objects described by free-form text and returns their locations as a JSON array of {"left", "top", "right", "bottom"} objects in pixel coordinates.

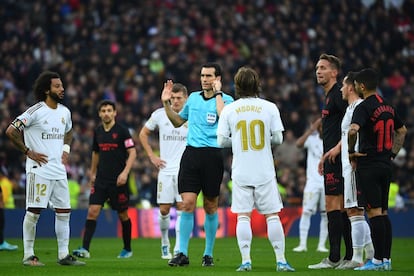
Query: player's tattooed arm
[
  {"left": 64, "top": 128, "right": 74, "bottom": 146},
  {"left": 5, "top": 119, "right": 28, "bottom": 154},
  {"left": 392, "top": 125, "right": 407, "bottom": 157}
]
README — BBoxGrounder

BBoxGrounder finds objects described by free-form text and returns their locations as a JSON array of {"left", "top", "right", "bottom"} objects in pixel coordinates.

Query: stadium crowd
[{"left": 0, "top": 0, "right": 413, "bottom": 209}]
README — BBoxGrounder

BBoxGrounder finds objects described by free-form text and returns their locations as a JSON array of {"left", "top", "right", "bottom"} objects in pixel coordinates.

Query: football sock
[
  {"left": 369, "top": 215, "right": 385, "bottom": 261},
  {"left": 342, "top": 211, "right": 353, "bottom": 260},
  {"left": 363, "top": 218, "right": 374, "bottom": 260},
  {"left": 267, "top": 215, "right": 286, "bottom": 263},
  {"left": 327, "top": 210, "right": 342, "bottom": 262},
  {"left": 158, "top": 211, "right": 170, "bottom": 246},
  {"left": 121, "top": 218, "right": 132, "bottom": 251},
  {"left": 82, "top": 219, "right": 97, "bottom": 250},
  {"left": 55, "top": 212, "right": 70, "bottom": 259},
  {"left": 203, "top": 212, "right": 218, "bottom": 257},
  {"left": 179, "top": 212, "right": 193, "bottom": 256},
  {"left": 349, "top": 215, "right": 366, "bottom": 263},
  {"left": 318, "top": 211, "right": 328, "bottom": 248},
  {"left": 383, "top": 215, "right": 392, "bottom": 259},
  {"left": 236, "top": 215, "right": 251, "bottom": 264},
  {"left": 298, "top": 210, "right": 311, "bottom": 248},
  {"left": 23, "top": 211, "right": 40, "bottom": 259},
  {"left": 174, "top": 210, "right": 182, "bottom": 253}
]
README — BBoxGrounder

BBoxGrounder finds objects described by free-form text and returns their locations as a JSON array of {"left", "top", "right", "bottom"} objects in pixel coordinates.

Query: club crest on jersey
[
  {"left": 61, "top": 117, "right": 65, "bottom": 125},
  {"left": 112, "top": 133, "right": 118, "bottom": 139}
]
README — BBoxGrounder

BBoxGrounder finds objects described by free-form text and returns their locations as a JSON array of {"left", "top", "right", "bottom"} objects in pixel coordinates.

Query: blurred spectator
[
  {"left": 67, "top": 173, "right": 81, "bottom": 209},
  {"left": 0, "top": 171, "right": 15, "bottom": 209}
]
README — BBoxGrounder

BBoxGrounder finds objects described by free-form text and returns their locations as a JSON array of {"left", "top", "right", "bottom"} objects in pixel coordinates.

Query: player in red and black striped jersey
[
  {"left": 73, "top": 100, "right": 137, "bottom": 259},
  {"left": 349, "top": 68, "right": 407, "bottom": 271}
]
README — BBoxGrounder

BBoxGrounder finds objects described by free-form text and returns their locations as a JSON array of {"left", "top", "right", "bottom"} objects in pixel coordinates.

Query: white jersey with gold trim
[
  {"left": 217, "top": 97, "right": 284, "bottom": 186},
  {"left": 17, "top": 101, "right": 72, "bottom": 179},
  {"left": 144, "top": 108, "right": 187, "bottom": 174}
]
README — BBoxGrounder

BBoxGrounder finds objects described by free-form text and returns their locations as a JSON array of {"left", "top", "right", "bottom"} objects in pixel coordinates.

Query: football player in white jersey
[
  {"left": 217, "top": 66, "right": 294, "bottom": 272},
  {"left": 293, "top": 117, "right": 328, "bottom": 253},
  {"left": 6, "top": 71, "right": 84, "bottom": 266},
  {"left": 333, "top": 72, "right": 374, "bottom": 269},
  {"left": 139, "top": 83, "right": 188, "bottom": 259}
]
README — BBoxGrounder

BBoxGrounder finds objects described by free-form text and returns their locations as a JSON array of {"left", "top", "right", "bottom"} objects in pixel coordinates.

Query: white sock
[
  {"left": 23, "top": 211, "right": 40, "bottom": 260},
  {"left": 363, "top": 221, "right": 374, "bottom": 260},
  {"left": 267, "top": 215, "right": 286, "bottom": 263},
  {"left": 55, "top": 212, "right": 70, "bottom": 260},
  {"left": 174, "top": 210, "right": 181, "bottom": 253},
  {"left": 298, "top": 211, "right": 311, "bottom": 248},
  {"left": 350, "top": 215, "right": 366, "bottom": 263},
  {"left": 236, "top": 215, "right": 252, "bottom": 264},
  {"left": 158, "top": 210, "right": 170, "bottom": 246},
  {"left": 318, "top": 212, "right": 328, "bottom": 248}
]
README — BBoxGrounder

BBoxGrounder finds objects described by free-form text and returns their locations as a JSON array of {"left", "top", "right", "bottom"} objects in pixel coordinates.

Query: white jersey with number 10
[{"left": 217, "top": 98, "right": 284, "bottom": 186}]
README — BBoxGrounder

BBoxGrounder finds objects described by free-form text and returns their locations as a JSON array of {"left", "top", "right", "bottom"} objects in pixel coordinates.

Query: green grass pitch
[{"left": 0, "top": 237, "right": 412, "bottom": 275}]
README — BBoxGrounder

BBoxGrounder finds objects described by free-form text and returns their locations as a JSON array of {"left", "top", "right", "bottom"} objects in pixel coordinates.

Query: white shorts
[
  {"left": 343, "top": 167, "right": 360, "bottom": 209},
  {"left": 302, "top": 181, "right": 326, "bottom": 214},
  {"left": 26, "top": 172, "right": 70, "bottom": 209},
  {"left": 157, "top": 171, "right": 182, "bottom": 204},
  {"left": 231, "top": 177, "right": 283, "bottom": 214}
]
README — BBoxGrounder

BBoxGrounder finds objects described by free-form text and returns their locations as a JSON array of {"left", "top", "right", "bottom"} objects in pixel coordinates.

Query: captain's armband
[{"left": 11, "top": 119, "right": 25, "bottom": 131}]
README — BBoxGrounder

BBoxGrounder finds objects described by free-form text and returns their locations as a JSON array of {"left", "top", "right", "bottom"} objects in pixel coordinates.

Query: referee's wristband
[
  {"left": 63, "top": 144, "right": 71, "bottom": 154},
  {"left": 214, "top": 92, "right": 223, "bottom": 97}
]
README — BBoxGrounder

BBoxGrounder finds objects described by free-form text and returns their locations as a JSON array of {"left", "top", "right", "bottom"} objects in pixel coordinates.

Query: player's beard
[{"left": 49, "top": 91, "right": 63, "bottom": 103}]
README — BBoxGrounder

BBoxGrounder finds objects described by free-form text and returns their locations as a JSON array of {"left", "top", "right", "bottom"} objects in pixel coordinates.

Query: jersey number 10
[{"left": 236, "top": 120, "right": 265, "bottom": 151}]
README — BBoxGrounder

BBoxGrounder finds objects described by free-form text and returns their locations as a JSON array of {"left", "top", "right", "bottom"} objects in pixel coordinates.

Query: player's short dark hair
[
  {"left": 355, "top": 68, "right": 379, "bottom": 91},
  {"left": 97, "top": 99, "right": 116, "bottom": 111},
  {"left": 234, "top": 66, "right": 261, "bottom": 98},
  {"left": 319, "top": 53, "right": 342, "bottom": 70},
  {"left": 201, "top": 62, "right": 222, "bottom": 77},
  {"left": 33, "top": 71, "right": 61, "bottom": 102},
  {"left": 172, "top": 83, "right": 188, "bottom": 96},
  {"left": 344, "top": 71, "right": 357, "bottom": 85},
  {"left": 345, "top": 71, "right": 362, "bottom": 97}
]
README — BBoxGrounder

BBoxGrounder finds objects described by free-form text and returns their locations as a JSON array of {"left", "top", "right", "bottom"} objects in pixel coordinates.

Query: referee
[{"left": 162, "top": 63, "right": 234, "bottom": 267}]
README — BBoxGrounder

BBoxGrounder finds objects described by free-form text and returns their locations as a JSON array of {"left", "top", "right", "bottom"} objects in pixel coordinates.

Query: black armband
[
  {"left": 214, "top": 92, "right": 223, "bottom": 97},
  {"left": 348, "top": 149, "right": 355, "bottom": 154},
  {"left": 11, "top": 119, "right": 25, "bottom": 131}
]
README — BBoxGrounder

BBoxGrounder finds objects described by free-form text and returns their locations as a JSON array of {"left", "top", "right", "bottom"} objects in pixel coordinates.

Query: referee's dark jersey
[
  {"left": 351, "top": 93, "right": 404, "bottom": 168},
  {"left": 93, "top": 123, "right": 134, "bottom": 184},
  {"left": 321, "top": 83, "right": 347, "bottom": 153}
]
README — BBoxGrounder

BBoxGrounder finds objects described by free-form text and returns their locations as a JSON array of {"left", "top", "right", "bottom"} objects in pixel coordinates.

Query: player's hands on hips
[
  {"left": 348, "top": 152, "right": 367, "bottom": 170},
  {"left": 61, "top": 151, "right": 69, "bottom": 165},
  {"left": 27, "top": 150, "right": 48, "bottom": 166},
  {"left": 150, "top": 155, "right": 166, "bottom": 170}
]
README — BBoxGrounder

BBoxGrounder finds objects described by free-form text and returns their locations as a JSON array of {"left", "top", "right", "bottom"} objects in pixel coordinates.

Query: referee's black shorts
[{"left": 178, "top": 146, "right": 224, "bottom": 197}]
